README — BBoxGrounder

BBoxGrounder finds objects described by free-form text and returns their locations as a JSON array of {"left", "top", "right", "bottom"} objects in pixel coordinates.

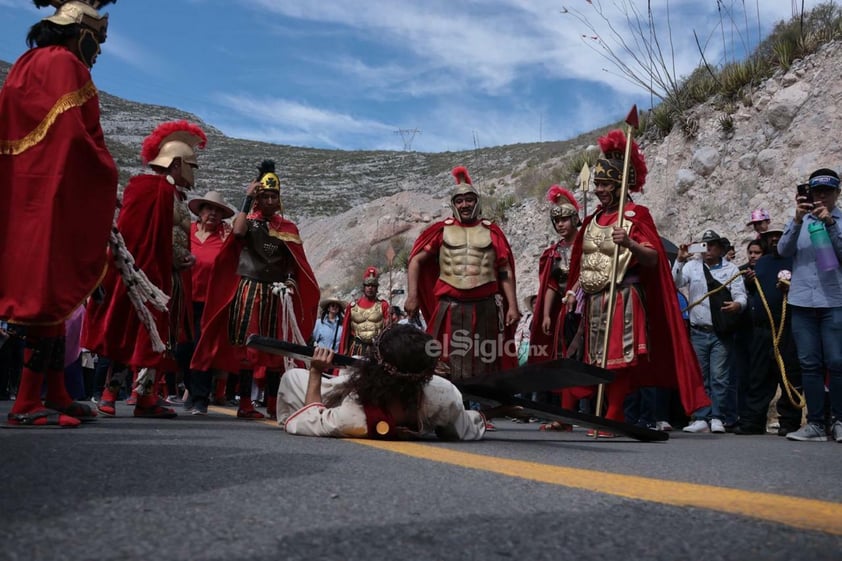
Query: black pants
[
  {"left": 739, "top": 325, "right": 802, "bottom": 430},
  {"left": 176, "top": 301, "right": 213, "bottom": 403}
]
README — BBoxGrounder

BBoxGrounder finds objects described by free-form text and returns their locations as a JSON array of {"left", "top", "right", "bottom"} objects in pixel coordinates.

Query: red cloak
[
  {"left": 0, "top": 46, "right": 117, "bottom": 325},
  {"left": 528, "top": 243, "right": 565, "bottom": 363},
  {"left": 408, "top": 217, "right": 518, "bottom": 371},
  {"left": 82, "top": 174, "right": 180, "bottom": 368},
  {"left": 191, "top": 216, "right": 320, "bottom": 373},
  {"left": 566, "top": 202, "right": 709, "bottom": 415}
]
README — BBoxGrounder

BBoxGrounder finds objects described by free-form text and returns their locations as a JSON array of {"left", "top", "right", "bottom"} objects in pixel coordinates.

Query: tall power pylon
[{"left": 394, "top": 128, "right": 421, "bottom": 151}]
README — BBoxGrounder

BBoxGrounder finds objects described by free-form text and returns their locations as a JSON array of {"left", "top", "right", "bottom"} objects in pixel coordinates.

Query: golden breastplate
[
  {"left": 580, "top": 219, "right": 633, "bottom": 294},
  {"left": 350, "top": 301, "right": 385, "bottom": 343},
  {"left": 439, "top": 223, "right": 497, "bottom": 290}
]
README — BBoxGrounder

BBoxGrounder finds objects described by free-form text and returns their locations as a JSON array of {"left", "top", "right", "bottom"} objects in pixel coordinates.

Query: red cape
[
  {"left": 566, "top": 203, "right": 709, "bottom": 415},
  {"left": 0, "top": 46, "right": 117, "bottom": 325},
  {"left": 529, "top": 244, "right": 564, "bottom": 363},
  {"left": 82, "top": 174, "right": 179, "bottom": 368},
  {"left": 191, "top": 216, "right": 320, "bottom": 373},
  {"left": 338, "top": 297, "right": 390, "bottom": 355},
  {"left": 408, "top": 217, "right": 518, "bottom": 370}
]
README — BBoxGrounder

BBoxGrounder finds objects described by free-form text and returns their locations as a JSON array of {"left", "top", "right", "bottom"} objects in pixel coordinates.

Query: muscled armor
[
  {"left": 237, "top": 218, "right": 294, "bottom": 282},
  {"left": 439, "top": 222, "right": 497, "bottom": 290},
  {"left": 349, "top": 301, "right": 385, "bottom": 343},
  {"left": 580, "top": 219, "right": 633, "bottom": 294},
  {"left": 173, "top": 197, "right": 192, "bottom": 268}
]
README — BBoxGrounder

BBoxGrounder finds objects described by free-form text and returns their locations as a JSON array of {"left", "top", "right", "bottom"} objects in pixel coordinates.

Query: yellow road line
[
  {"left": 353, "top": 439, "right": 842, "bottom": 536},
  {"left": 208, "top": 406, "right": 841, "bottom": 535}
]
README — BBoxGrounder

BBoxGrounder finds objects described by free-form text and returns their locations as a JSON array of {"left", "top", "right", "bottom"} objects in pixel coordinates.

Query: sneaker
[
  {"left": 832, "top": 421, "right": 842, "bottom": 443},
  {"left": 484, "top": 421, "right": 496, "bottom": 432},
  {"left": 682, "top": 420, "right": 709, "bottom": 433},
  {"left": 164, "top": 395, "right": 183, "bottom": 406},
  {"left": 191, "top": 400, "right": 208, "bottom": 416},
  {"left": 710, "top": 419, "right": 726, "bottom": 433},
  {"left": 786, "top": 423, "right": 828, "bottom": 442},
  {"left": 655, "top": 421, "right": 673, "bottom": 432}
]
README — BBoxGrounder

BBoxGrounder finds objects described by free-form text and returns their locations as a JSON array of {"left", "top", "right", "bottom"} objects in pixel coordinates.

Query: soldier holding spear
[{"left": 564, "top": 107, "right": 709, "bottom": 436}]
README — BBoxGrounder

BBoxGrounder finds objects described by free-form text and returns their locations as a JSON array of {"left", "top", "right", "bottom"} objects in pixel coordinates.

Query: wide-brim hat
[
  {"left": 761, "top": 223, "right": 786, "bottom": 236},
  {"left": 746, "top": 208, "right": 771, "bottom": 226},
  {"left": 700, "top": 229, "right": 724, "bottom": 244},
  {"left": 319, "top": 297, "right": 347, "bottom": 310},
  {"left": 188, "top": 191, "right": 235, "bottom": 219}
]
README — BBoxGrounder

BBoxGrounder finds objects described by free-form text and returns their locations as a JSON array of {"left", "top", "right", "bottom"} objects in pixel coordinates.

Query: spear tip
[{"left": 625, "top": 105, "right": 639, "bottom": 128}]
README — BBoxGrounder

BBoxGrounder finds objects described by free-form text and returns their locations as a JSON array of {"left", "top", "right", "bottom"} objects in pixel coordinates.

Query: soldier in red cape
[
  {"left": 405, "top": 166, "right": 520, "bottom": 381},
  {"left": 191, "top": 160, "right": 319, "bottom": 420},
  {"left": 565, "top": 130, "right": 709, "bottom": 433},
  {"left": 339, "top": 267, "right": 391, "bottom": 357},
  {"left": 83, "top": 120, "right": 206, "bottom": 419},
  {"left": 0, "top": 1, "right": 118, "bottom": 428}
]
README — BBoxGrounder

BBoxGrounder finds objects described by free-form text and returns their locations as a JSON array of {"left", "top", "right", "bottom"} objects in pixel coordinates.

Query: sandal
[
  {"left": 45, "top": 401, "right": 98, "bottom": 421},
  {"left": 5, "top": 410, "right": 81, "bottom": 429},
  {"left": 585, "top": 429, "right": 616, "bottom": 438},
  {"left": 237, "top": 409, "right": 265, "bottom": 420},
  {"left": 539, "top": 421, "right": 573, "bottom": 432}
]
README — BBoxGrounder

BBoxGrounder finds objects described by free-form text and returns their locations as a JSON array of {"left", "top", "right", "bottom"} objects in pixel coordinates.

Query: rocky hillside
[{"left": 4, "top": 40, "right": 842, "bottom": 308}]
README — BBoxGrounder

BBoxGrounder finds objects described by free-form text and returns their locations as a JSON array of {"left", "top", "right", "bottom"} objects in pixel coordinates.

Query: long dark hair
[
  {"left": 324, "top": 325, "right": 436, "bottom": 410},
  {"left": 26, "top": 20, "right": 81, "bottom": 49}
]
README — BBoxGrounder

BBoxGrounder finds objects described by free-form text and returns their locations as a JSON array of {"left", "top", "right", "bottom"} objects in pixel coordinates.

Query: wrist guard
[{"left": 241, "top": 196, "right": 254, "bottom": 213}]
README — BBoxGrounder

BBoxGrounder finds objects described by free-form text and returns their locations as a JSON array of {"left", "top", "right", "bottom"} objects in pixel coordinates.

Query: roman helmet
[
  {"left": 254, "top": 159, "right": 284, "bottom": 215},
  {"left": 592, "top": 130, "right": 647, "bottom": 206},
  {"left": 545, "top": 185, "right": 581, "bottom": 227},
  {"left": 141, "top": 120, "right": 207, "bottom": 188},
  {"left": 35, "top": 1, "right": 116, "bottom": 67},
  {"left": 449, "top": 165, "right": 481, "bottom": 222},
  {"left": 362, "top": 266, "right": 379, "bottom": 287}
]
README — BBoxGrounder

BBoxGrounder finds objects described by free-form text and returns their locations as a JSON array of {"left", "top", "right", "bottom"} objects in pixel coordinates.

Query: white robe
[{"left": 277, "top": 368, "right": 486, "bottom": 440}]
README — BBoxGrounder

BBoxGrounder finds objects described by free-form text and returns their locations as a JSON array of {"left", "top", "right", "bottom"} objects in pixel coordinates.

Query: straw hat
[
  {"left": 319, "top": 297, "right": 347, "bottom": 311},
  {"left": 188, "top": 191, "right": 235, "bottom": 219}
]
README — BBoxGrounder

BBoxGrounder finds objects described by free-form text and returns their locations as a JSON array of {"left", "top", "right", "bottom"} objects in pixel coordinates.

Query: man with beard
[
  {"left": 566, "top": 130, "right": 709, "bottom": 433},
  {"left": 735, "top": 224, "right": 803, "bottom": 435},
  {"left": 191, "top": 160, "right": 319, "bottom": 420},
  {"left": 339, "top": 267, "right": 390, "bottom": 357},
  {"left": 1, "top": 0, "right": 118, "bottom": 428},
  {"left": 405, "top": 166, "right": 519, "bottom": 381}
]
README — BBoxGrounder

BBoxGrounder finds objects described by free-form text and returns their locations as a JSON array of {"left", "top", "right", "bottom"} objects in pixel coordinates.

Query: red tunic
[
  {"left": 566, "top": 202, "right": 710, "bottom": 415},
  {"left": 191, "top": 216, "right": 320, "bottom": 373},
  {"left": 0, "top": 46, "right": 117, "bottom": 325},
  {"left": 408, "top": 218, "right": 518, "bottom": 372},
  {"left": 81, "top": 174, "right": 181, "bottom": 369}
]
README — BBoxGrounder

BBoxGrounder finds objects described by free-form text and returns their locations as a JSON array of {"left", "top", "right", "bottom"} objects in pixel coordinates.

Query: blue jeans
[
  {"left": 790, "top": 305, "right": 842, "bottom": 424},
  {"left": 690, "top": 327, "right": 734, "bottom": 421}
]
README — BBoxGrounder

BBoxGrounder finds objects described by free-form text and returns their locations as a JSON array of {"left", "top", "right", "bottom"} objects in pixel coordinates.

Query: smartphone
[
  {"left": 797, "top": 183, "right": 814, "bottom": 204},
  {"left": 688, "top": 242, "right": 707, "bottom": 253}
]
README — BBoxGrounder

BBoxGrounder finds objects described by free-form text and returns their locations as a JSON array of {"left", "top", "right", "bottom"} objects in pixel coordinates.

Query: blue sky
[{"left": 0, "top": 1, "right": 822, "bottom": 152}]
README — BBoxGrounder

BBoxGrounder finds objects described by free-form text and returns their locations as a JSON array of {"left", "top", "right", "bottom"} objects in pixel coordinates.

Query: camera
[
  {"left": 688, "top": 242, "right": 707, "bottom": 254},
  {"left": 797, "top": 183, "right": 814, "bottom": 204}
]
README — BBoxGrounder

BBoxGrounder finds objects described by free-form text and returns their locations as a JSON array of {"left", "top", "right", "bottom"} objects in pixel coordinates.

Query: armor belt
[
  {"left": 439, "top": 223, "right": 497, "bottom": 290},
  {"left": 580, "top": 219, "right": 633, "bottom": 294},
  {"left": 349, "top": 301, "right": 384, "bottom": 343},
  {"left": 237, "top": 219, "right": 294, "bottom": 282}
]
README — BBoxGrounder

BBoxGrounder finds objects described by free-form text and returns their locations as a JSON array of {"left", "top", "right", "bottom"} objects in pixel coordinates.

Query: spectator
[
  {"left": 674, "top": 229, "right": 747, "bottom": 433},
  {"left": 312, "top": 298, "right": 345, "bottom": 353},
  {"left": 779, "top": 168, "right": 842, "bottom": 442},
  {"left": 747, "top": 208, "right": 771, "bottom": 237},
  {"left": 736, "top": 224, "right": 803, "bottom": 435}
]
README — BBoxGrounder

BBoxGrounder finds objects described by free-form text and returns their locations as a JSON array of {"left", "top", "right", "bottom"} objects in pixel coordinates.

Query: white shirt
[
  {"left": 672, "top": 256, "right": 747, "bottom": 328},
  {"left": 277, "top": 368, "right": 486, "bottom": 440}
]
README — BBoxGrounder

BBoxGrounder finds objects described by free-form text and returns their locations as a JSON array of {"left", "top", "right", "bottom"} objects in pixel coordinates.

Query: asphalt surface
[{"left": 1, "top": 401, "right": 840, "bottom": 561}]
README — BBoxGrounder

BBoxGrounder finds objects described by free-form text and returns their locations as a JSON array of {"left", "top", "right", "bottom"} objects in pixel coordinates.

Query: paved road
[{"left": 1, "top": 402, "right": 840, "bottom": 561}]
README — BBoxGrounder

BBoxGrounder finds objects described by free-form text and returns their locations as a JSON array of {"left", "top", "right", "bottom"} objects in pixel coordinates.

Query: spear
[
  {"left": 578, "top": 161, "right": 591, "bottom": 217},
  {"left": 593, "top": 105, "right": 639, "bottom": 436}
]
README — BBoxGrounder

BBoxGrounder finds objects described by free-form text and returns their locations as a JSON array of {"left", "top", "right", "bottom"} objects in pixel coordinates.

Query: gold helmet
[
  {"left": 546, "top": 185, "right": 581, "bottom": 226},
  {"left": 35, "top": 1, "right": 116, "bottom": 66},
  {"left": 141, "top": 121, "right": 207, "bottom": 188}
]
